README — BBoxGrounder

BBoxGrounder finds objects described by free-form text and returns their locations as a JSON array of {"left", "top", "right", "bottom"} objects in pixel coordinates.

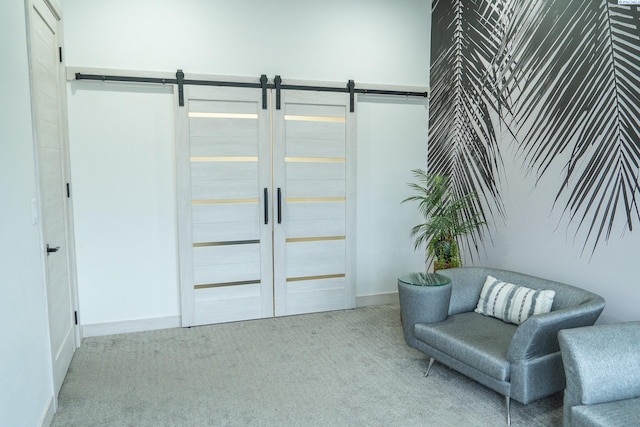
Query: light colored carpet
[{"left": 51, "top": 304, "right": 562, "bottom": 426}]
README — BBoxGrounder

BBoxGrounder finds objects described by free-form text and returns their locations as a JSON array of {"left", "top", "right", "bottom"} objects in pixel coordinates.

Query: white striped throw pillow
[{"left": 474, "top": 276, "right": 555, "bottom": 325}]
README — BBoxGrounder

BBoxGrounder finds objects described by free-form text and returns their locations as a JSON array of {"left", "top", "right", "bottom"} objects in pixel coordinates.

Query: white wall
[
  {"left": 66, "top": 83, "right": 179, "bottom": 326},
  {"left": 63, "top": 0, "right": 428, "bottom": 86},
  {"left": 0, "top": 2, "right": 55, "bottom": 426},
  {"left": 63, "top": 0, "right": 430, "bottom": 329},
  {"left": 478, "top": 147, "right": 640, "bottom": 323},
  {"left": 356, "top": 100, "right": 428, "bottom": 298}
]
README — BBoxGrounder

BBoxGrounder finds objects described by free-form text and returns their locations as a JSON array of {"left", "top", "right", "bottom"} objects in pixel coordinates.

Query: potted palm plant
[{"left": 403, "top": 169, "right": 485, "bottom": 271}]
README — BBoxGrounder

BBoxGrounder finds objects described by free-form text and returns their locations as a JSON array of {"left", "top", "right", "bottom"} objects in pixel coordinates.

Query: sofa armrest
[
  {"left": 507, "top": 299, "right": 605, "bottom": 361},
  {"left": 398, "top": 281, "right": 452, "bottom": 349},
  {"left": 559, "top": 322, "right": 640, "bottom": 426},
  {"left": 559, "top": 322, "right": 640, "bottom": 405},
  {"left": 436, "top": 267, "right": 486, "bottom": 315}
]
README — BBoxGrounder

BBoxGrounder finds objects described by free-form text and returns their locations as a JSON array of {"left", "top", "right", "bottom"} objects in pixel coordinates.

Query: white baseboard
[
  {"left": 356, "top": 291, "right": 398, "bottom": 307},
  {"left": 80, "top": 295, "right": 398, "bottom": 338},
  {"left": 39, "top": 395, "right": 54, "bottom": 427},
  {"left": 81, "top": 315, "right": 181, "bottom": 338}
]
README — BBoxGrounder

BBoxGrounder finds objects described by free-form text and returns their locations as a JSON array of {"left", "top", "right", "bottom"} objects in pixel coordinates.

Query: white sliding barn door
[
  {"left": 273, "top": 91, "right": 356, "bottom": 316},
  {"left": 177, "top": 84, "right": 355, "bottom": 326},
  {"left": 176, "top": 86, "right": 273, "bottom": 326},
  {"left": 27, "top": 0, "right": 77, "bottom": 395}
]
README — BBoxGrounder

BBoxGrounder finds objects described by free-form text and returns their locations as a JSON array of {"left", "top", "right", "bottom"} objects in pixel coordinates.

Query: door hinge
[
  {"left": 59, "top": 47, "right": 63, "bottom": 63},
  {"left": 74, "top": 310, "right": 78, "bottom": 325},
  {"left": 66, "top": 182, "right": 71, "bottom": 198}
]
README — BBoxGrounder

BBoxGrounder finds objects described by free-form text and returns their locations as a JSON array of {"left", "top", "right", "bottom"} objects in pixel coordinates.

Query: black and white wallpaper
[{"left": 429, "top": 0, "right": 640, "bottom": 255}]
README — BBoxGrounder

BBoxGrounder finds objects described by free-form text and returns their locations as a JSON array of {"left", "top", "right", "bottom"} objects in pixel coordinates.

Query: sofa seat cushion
[
  {"left": 572, "top": 397, "right": 640, "bottom": 427},
  {"left": 414, "top": 312, "right": 517, "bottom": 381}
]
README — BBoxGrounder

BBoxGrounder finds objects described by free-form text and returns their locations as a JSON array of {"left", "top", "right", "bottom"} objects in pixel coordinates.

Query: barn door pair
[{"left": 176, "top": 84, "right": 355, "bottom": 326}]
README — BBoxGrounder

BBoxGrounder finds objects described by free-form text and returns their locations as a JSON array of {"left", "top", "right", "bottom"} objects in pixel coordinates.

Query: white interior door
[
  {"left": 176, "top": 86, "right": 273, "bottom": 326},
  {"left": 273, "top": 90, "right": 356, "bottom": 316},
  {"left": 27, "top": 0, "right": 76, "bottom": 395}
]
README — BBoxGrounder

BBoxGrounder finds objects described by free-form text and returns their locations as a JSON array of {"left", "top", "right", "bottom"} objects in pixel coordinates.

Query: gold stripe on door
[
  {"left": 284, "top": 115, "right": 345, "bottom": 123},
  {"left": 190, "top": 156, "right": 259, "bottom": 162},
  {"left": 286, "top": 197, "right": 345, "bottom": 203},
  {"left": 195, "top": 280, "right": 261, "bottom": 290},
  {"left": 192, "top": 198, "right": 259, "bottom": 205},
  {"left": 286, "top": 274, "right": 346, "bottom": 282},
  {"left": 284, "top": 157, "right": 344, "bottom": 163},
  {"left": 193, "top": 240, "right": 260, "bottom": 247},
  {"left": 189, "top": 112, "right": 258, "bottom": 119},
  {"left": 286, "top": 236, "right": 345, "bottom": 243}
]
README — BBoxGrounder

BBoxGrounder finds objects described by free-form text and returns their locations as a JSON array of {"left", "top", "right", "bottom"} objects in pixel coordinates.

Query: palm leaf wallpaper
[{"left": 430, "top": 0, "right": 640, "bottom": 255}]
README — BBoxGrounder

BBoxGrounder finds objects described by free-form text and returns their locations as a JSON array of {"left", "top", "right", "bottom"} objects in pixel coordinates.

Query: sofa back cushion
[{"left": 440, "top": 267, "right": 602, "bottom": 315}]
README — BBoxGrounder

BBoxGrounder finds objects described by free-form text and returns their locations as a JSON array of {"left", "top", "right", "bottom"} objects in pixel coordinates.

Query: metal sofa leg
[
  {"left": 424, "top": 358, "right": 436, "bottom": 377},
  {"left": 505, "top": 395, "right": 511, "bottom": 426}
]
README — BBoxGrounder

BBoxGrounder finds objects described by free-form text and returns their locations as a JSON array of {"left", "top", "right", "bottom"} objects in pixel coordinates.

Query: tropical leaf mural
[
  {"left": 429, "top": 0, "right": 507, "bottom": 259},
  {"left": 430, "top": 0, "right": 640, "bottom": 255}
]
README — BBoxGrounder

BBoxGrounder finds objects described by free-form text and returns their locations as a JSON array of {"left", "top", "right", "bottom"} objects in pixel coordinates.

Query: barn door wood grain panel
[
  {"left": 176, "top": 86, "right": 272, "bottom": 326},
  {"left": 273, "top": 91, "right": 356, "bottom": 316}
]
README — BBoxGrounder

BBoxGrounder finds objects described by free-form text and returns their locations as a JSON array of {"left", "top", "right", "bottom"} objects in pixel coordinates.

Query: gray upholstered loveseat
[
  {"left": 558, "top": 321, "right": 640, "bottom": 426},
  {"left": 399, "top": 267, "right": 605, "bottom": 424}
]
